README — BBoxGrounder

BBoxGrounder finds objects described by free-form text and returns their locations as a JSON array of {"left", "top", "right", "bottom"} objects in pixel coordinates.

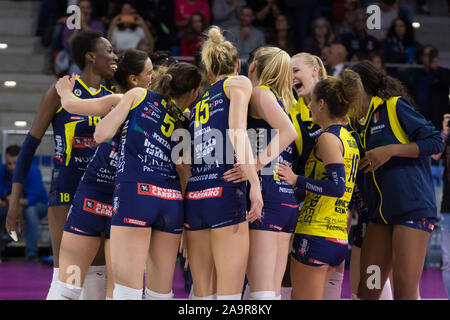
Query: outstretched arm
[
  {"left": 94, "top": 87, "right": 146, "bottom": 143},
  {"left": 56, "top": 75, "right": 123, "bottom": 116}
]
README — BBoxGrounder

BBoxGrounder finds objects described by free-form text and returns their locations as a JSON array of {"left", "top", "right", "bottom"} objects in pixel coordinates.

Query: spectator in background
[
  {"left": 62, "top": 0, "right": 105, "bottom": 75},
  {"left": 268, "top": 14, "right": 295, "bottom": 56},
  {"left": 0, "top": 145, "right": 48, "bottom": 262},
  {"left": 326, "top": 43, "right": 347, "bottom": 77},
  {"left": 249, "top": 0, "right": 284, "bottom": 40},
  {"left": 321, "top": 45, "right": 331, "bottom": 64},
  {"left": 175, "top": 0, "right": 210, "bottom": 33},
  {"left": 107, "top": 1, "right": 154, "bottom": 53},
  {"left": 302, "top": 17, "right": 335, "bottom": 57},
  {"left": 226, "top": 6, "right": 265, "bottom": 63},
  {"left": 180, "top": 12, "right": 209, "bottom": 60},
  {"left": 212, "top": 0, "right": 247, "bottom": 31},
  {"left": 136, "top": 39, "right": 154, "bottom": 55},
  {"left": 331, "top": 0, "right": 361, "bottom": 35},
  {"left": 382, "top": 17, "right": 419, "bottom": 64},
  {"left": 366, "top": 0, "right": 398, "bottom": 42},
  {"left": 412, "top": 46, "right": 450, "bottom": 132},
  {"left": 337, "top": 9, "right": 380, "bottom": 60},
  {"left": 369, "top": 51, "right": 387, "bottom": 74},
  {"left": 284, "top": 0, "right": 321, "bottom": 52},
  {"left": 140, "top": 0, "right": 176, "bottom": 52}
]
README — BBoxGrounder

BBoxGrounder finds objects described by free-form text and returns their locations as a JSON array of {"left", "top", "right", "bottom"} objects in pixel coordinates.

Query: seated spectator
[
  {"left": 369, "top": 51, "right": 387, "bottom": 74},
  {"left": 302, "top": 17, "right": 335, "bottom": 57},
  {"left": 249, "top": 0, "right": 284, "bottom": 40},
  {"left": 366, "top": 0, "right": 398, "bottom": 42},
  {"left": 180, "top": 12, "right": 209, "bottom": 60},
  {"left": 61, "top": 0, "right": 105, "bottom": 75},
  {"left": 331, "top": 0, "right": 361, "bottom": 33},
  {"left": 226, "top": 6, "right": 266, "bottom": 63},
  {"left": 137, "top": 39, "right": 154, "bottom": 56},
  {"left": 107, "top": 1, "right": 154, "bottom": 53},
  {"left": 411, "top": 46, "right": 450, "bottom": 131},
  {"left": 382, "top": 17, "right": 419, "bottom": 64},
  {"left": 268, "top": 14, "right": 295, "bottom": 56},
  {"left": 175, "top": 0, "right": 211, "bottom": 33},
  {"left": 212, "top": 0, "right": 247, "bottom": 31},
  {"left": 145, "top": 0, "right": 177, "bottom": 51},
  {"left": 326, "top": 43, "right": 347, "bottom": 77},
  {"left": 0, "top": 146, "right": 48, "bottom": 262},
  {"left": 321, "top": 45, "right": 331, "bottom": 64},
  {"left": 336, "top": 9, "right": 380, "bottom": 60}
]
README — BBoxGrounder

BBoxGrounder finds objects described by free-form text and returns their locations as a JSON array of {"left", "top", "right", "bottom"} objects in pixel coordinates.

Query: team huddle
[{"left": 5, "top": 26, "right": 443, "bottom": 300}]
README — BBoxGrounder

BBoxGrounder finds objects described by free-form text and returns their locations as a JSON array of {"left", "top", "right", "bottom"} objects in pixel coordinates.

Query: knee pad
[
  {"left": 45, "top": 268, "right": 59, "bottom": 300},
  {"left": 79, "top": 265, "right": 107, "bottom": 300},
  {"left": 323, "top": 271, "right": 344, "bottom": 300},
  {"left": 379, "top": 278, "right": 393, "bottom": 300},
  {"left": 51, "top": 280, "right": 82, "bottom": 300},
  {"left": 216, "top": 293, "right": 242, "bottom": 300},
  {"left": 113, "top": 283, "right": 143, "bottom": 300},
  {"left": 249, "top": 291, "right": 276, "bottom": 300},
  {"left": 280, "top": 287, "right": 292, "bottom": 300},
  {"left": 144, "top": 288, "right": 174, "bottom": 300}
]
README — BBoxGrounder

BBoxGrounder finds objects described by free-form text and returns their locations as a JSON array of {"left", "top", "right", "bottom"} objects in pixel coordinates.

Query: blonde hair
[
  {"left": 253, "top": 46, "right": 296, "bottom": 111},
  {"left": 292, "top": 52, "right": 327, "bottom": 81},
  {"left": 201, "top": 26, "right": 238, "bottom": 77}
]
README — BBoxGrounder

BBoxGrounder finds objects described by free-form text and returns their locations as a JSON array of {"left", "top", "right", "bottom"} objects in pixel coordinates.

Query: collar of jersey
[
  {"left": 76, "top": 77, "right": 102, "bottom": 96},
  {"left": 358, "top": 96, "right": 384, "bottom": 127}
]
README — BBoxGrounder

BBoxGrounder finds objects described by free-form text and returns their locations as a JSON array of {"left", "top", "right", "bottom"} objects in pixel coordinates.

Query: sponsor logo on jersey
[
  {"left": 72, "top": 136, "right": 97, "bottom": 148},
  {"left": 185, "top": 187, "right": 223, "bottom": 200},
  {"left": 83, "top": 198, "right": 113, "bottom": 217},
  {"left": 137, "top": 183, "right": 183, "bottom": 200},
  {"left": 123, "top": 217, "right": 147, "bottom": 226},
  {"left": 69, "top": 225, "right": 89, "bottom": 234}
]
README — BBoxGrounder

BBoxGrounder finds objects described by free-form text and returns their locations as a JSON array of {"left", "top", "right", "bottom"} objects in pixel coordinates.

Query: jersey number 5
[{"left": 161, "top": 113, "right": 175, "bottom": 137}]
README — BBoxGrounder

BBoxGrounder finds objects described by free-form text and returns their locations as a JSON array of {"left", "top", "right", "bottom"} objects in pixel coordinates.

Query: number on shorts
[{"left": 60, "top": 193, "right": 70, "bottom": 203}]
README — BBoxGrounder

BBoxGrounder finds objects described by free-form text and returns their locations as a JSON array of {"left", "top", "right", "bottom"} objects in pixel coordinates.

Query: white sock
[
  {"left": 249, "top": 290, "right": 276, "bottom": 300},
  {"left": 280, "top": 287, "right": 292, "bottom": 300},
  {"left": 216, "top": 293, "right": 242, "bottom": 300},
  {"left": 274, "top": 295, "right": 281, "bottom": 300},
  {"left": 79, "top": 265, "right": 107, "bottom": 300},
  {"left": 242, "top": 284, "right": 250, "bottom": 300},
  {"left": 106, "top": 297, "right": 113, "bottom": 300},
  {"left": 50, "top": 280, "right": 82, "bottom": 300},
  {"left": 45, "top": 267, "right": 59, "bottom": 300},
  {"left": 113, "top": 283, "right": 143, "bottom": 300},
  {"left": 379, "top": 278, "right": 393, "bottom": 300},
  {"left": 323, "top": 271, "right": 344, "bottom": 300},
  {"left": 144, "top": 288, "right": 174, "bottom": 300},
  {"left": 416, "top": 296, "right": 421, "bottom": 300}
]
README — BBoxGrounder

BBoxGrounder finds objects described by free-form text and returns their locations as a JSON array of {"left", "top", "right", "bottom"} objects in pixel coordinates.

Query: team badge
[{"left": 74, "top": 89, "right": 82, "bottom": 97}]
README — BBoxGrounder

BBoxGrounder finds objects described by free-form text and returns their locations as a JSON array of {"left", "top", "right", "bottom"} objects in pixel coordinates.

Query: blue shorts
[
  {"left": 111, "top": 181, "right": 184, "bottom": 234},
  {"left": 291, "top": 234, "right": 348, "bottom": 267},
  {"left": 64, "top": 184, "right": 113, "bottom": 238},
  {"left": 184, "top": 181, "right": 247, "bottom": 230},
  {"left": 48, "top": 166, "right": 85, "bottom": 207},
  {"left": 249, "top": 200, "right": 300, "bottom": 233}
]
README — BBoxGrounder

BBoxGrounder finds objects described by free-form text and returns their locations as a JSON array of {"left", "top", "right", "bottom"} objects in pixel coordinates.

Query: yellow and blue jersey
[
  {"left": 353, "top": 96, "right": 443, "bottom": 224},
  {"left": 115, "top": 90, "right": 187, "bottom": 185},
  {"left": 289, "top": 97, "right": 322, "bottom": 176},
  {"left": 51, "top": 78, "right": 113, "bottom": 169},
  {"left": 295, "top": 124, "right": 360, "bottom": 240}
]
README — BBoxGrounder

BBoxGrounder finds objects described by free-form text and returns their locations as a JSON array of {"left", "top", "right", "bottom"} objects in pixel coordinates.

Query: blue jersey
[
  {"left": 247, "top": 86, "right": 295, "bottom": 198},
  {"left": 80, "top": 136, "right": 120, "bottom": 192},
  {"left": 115, "top": 90, "right": 187, "bottom": 185},
  {"left": 189, "top": 77, "right": 237, "bottom": 184},
  {"left": 51, "top": 78, "right": 113, "bottom": 169}
]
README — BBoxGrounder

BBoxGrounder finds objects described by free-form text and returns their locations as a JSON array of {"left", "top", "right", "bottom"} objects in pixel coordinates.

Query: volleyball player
[
  {"left": 276, "top": 69, "right": 364, "bottom": 299},
  {"left": 5, "top": 31, "right": 117, "bottom": 300},
  {"left": 91, "top": 62, "right": 201, "bottom": 300},
  {"left": 49, "top": 49, "right": 154, "bottom": 300},
  {"left": 184, "top": 26, "right": 263, "bottom": 300},
  {"left": 349, "top": 61, "right": 444, "bottom": 300},
  {"left": 224, "top": 46, "right": 297, "bottom": 300}
]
